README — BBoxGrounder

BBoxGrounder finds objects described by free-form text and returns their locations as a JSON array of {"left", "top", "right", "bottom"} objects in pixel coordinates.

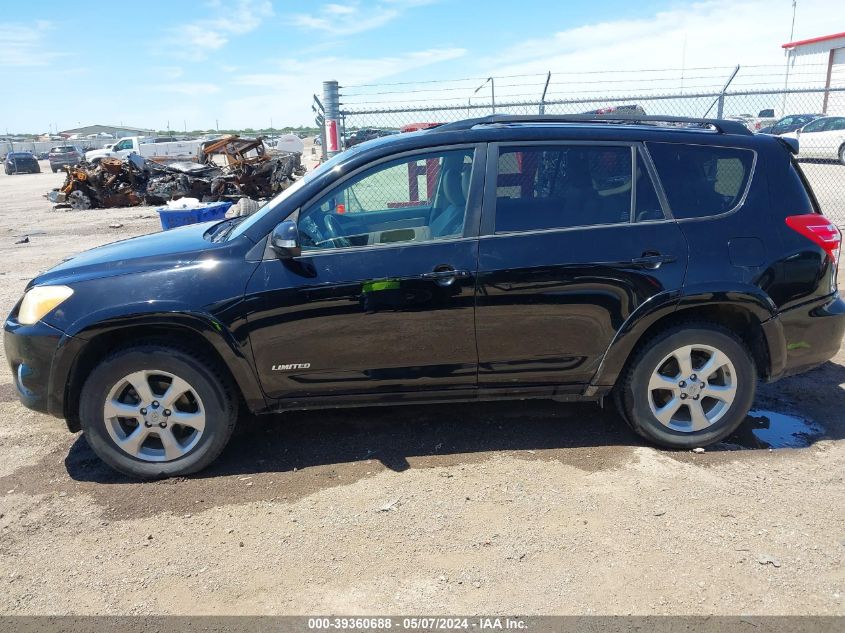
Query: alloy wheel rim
[
  {"left": 103, "top": 370, "right": 205, "bottom": 462},
  {"left": 647, "top": 344, "right": 737, "bottom": 433}
]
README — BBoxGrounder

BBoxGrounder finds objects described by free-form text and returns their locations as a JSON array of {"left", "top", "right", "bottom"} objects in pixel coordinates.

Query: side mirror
[{"left": 270, "top": 220, "right": 301, "bottom": 259}]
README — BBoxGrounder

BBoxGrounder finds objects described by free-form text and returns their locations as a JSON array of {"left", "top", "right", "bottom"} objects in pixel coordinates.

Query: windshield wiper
[{"left": 206, "top": 216, "right": 248, "bottom": 242}]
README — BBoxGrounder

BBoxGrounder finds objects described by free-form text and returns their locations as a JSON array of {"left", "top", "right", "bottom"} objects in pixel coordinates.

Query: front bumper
[
  {"left": 769, "top": 293, "right": 845, "bottom": 380},
  {"left": 4, "top": 317, "right": 83, "bottom": 425}
]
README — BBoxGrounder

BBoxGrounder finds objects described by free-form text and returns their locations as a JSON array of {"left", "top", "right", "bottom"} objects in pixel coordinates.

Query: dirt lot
[{"left": 0, "top": 163, "right": 843, "bottom": 616}]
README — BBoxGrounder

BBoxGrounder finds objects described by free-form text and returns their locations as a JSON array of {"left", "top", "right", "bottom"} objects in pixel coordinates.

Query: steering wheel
[{"left": 323, "top": 215, "right": 351, "bottom": 248}]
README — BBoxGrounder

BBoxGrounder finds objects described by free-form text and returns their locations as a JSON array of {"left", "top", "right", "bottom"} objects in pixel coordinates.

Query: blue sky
[{"left": 0, "top": 0, "right": 838, "bottom": 132}]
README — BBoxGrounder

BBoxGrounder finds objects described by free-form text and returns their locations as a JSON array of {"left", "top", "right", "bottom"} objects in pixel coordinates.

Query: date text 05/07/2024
[{"left": 306, "top": 617, "right": 528, "bottom": 630}]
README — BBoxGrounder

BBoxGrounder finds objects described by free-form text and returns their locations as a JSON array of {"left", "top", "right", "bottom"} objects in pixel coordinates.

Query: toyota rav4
[{"left": 6, "top": 114, "right": 845, "bottom": 478}]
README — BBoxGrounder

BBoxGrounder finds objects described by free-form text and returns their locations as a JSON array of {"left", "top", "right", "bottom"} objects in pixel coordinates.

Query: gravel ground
[{"left": 0, "top": 163, "right": 843, "bottom": 615}]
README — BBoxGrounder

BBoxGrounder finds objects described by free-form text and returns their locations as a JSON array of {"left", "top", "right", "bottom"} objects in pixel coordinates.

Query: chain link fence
[{"left": 337, "top": 86, "right": 845, "bottom": 224}]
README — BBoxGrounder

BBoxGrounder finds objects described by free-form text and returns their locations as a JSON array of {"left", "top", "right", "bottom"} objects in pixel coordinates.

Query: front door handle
[{"left": 629, "top": 253, "right": 676, "bottom": 270}]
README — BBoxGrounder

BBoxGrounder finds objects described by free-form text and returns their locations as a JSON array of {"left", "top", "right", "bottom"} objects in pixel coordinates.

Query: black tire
[
  {"left": 79, "top": 344, "right": 238, "bottom": 479},
  {"left": 839, "top": 144, "right": 845, "bottom": 167},
  {"left": 51, "top": 166, "right": 57, "bottom": 173},
  {"left": 616, "top": 322, "right": 756, "bottom": 449}
]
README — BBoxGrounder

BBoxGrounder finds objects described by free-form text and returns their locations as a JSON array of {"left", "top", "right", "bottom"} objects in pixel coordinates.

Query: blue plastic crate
[{"left": 157, "top": 201, "right": 233, "bottom": 231}]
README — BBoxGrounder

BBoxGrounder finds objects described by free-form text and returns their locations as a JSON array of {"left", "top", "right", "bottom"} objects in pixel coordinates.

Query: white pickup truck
[{"left": 85, "top": 136, "right": 203, "bottom": 164}]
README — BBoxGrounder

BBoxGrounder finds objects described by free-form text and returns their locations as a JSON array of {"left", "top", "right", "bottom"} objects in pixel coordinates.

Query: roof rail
[{"left": 434, "top": 114, "right": 752, "bottom": 136}]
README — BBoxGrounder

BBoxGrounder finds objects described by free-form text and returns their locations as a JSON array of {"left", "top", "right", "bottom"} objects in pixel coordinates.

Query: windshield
[{"left": 226, "top": 149, "right": 356, "bottom": 240}]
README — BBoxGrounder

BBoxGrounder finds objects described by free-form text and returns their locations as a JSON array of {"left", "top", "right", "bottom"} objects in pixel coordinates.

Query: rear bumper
[
  {"left": 7, "top": 163, "right": 39, "bottom": 173},
  {"left": 4, "top": 317, "right": 84, "bottom": 427},
  {"left": 768, "top": 293, "right": 845, "bottom": 380}
]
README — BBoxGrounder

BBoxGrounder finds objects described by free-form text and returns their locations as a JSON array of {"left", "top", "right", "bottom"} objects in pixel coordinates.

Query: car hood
[{"left": 31, "top": 221, "right": 224, "bottom": 287}]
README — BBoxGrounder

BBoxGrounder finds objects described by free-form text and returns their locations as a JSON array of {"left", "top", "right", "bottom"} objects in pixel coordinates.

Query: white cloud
[
  {"left": 477, "top": 0, "right": 842, "bottom": 99},
  {"left": 155, "top": 82, "right": 222, "bottom": 95},
  {"left": 289, "top": 0, "right": 435, "bottom": 36},
  {"left": 324, "top": 3, "right": 358, "bottom": 15},
  {"left": 218, "top": 47, "right": 466, "bottom": 128},
  {"left": 0, "top": 21, "right": 66, "bottom": 67},
  {"left": 161, "top": 0, "right": 273, "bottom": 61},
  {"left": 234, "top": 47, "right": 466, "bottom": 88}
]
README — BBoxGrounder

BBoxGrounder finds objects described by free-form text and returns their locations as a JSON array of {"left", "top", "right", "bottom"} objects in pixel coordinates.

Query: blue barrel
[{"left": 157, "top": 201, "right": 233, "bottom": 230}]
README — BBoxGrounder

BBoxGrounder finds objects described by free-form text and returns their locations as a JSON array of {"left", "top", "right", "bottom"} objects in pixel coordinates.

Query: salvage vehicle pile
[{"left": 48, "top": 135, "right": 305, "bottom": 210}]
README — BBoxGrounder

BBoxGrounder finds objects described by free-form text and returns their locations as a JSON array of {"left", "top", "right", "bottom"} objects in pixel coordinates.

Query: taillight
[{"left": 786, "top": 214, "right": 841, "bottom": 264}]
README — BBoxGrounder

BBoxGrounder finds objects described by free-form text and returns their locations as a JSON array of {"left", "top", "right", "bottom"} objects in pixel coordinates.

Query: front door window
[{"left": 297, "top": 149, "right": 475, "bottom": 250}]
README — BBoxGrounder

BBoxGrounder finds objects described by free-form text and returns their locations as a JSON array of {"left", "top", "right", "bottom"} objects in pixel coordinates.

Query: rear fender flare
[{"left": 589, "top": 284, "right": 779, "bottom": 389}]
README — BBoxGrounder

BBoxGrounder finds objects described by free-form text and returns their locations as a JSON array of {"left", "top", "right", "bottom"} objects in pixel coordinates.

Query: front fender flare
[{"left": 66, "top": 305, "right": 266, "bottom": 414}]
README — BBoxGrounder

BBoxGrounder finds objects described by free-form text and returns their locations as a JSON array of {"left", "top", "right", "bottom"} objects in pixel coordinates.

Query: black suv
[{"left": 6, "top": 115, "right": 845, "bottom": 479}]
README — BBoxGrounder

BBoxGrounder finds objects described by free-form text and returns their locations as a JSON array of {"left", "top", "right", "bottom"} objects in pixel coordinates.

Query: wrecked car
[{"left": 48, "top": 135, "right": 306, "bottom": 210}]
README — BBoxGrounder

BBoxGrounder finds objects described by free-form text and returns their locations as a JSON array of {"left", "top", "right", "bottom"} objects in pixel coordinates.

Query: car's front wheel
[
  {"left": 79, "top": 344, "right": 238, "bottom": 479},
  {"left": 839, "top": 144, "right": 845, "bottom": 166},
  {"left": 617, "top": 322, "right": 756, "bottom": 448}
]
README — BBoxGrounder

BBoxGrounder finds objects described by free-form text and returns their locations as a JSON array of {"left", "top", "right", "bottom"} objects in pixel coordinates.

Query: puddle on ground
[{"left": 723, "top": 409, "right": 825, "bottom": 449}]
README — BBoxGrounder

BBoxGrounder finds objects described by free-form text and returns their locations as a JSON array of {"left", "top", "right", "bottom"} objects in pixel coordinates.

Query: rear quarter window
[{"left": 646, "top": 143, "right": 755, "bottom": 219}]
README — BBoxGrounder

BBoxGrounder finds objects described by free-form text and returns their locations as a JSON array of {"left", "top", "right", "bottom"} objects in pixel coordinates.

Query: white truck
[{"left": 85, "top": 136, "right": 203, "bottom": 164}]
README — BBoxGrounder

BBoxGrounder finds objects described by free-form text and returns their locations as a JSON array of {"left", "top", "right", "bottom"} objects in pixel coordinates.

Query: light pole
[{"left": 474, "top": 77, "right": 495, "bottom": 114}]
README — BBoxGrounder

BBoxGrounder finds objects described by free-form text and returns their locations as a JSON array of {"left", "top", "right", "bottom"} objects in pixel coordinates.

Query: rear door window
[
  {"left": 646, "top": 143, "right": 755, "bottom": 219},
  {"left": 494, "top": 145, "right": 634, "bottom": 233}
]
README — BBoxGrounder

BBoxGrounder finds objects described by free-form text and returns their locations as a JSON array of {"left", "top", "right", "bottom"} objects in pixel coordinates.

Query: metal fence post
[
  {"left": 704, "top": 65, "right": 740, "bottom": 118},
  {"left": 539, "top": 72, "right": 551, "bottom": 115},
  {"left": 323, "top": 80, "right": 341, "bottom": 158},
  {"left": 716, "top": 93, "right": 726, "bottom": 119}
]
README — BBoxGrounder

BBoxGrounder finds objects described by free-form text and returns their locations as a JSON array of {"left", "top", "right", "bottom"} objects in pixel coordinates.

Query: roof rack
[{"left": 434, "top": 114, "right": 752, "bottom": 136}]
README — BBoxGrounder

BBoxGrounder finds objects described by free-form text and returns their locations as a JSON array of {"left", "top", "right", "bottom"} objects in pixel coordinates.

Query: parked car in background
[
  {"left": 783, "top": 116, "right": 845, "bottom": 164},
  {"left": 728, "top": 109, "right": 778, "bottom": 132},
  {"left": 85, "top": 136, "right": 203, "bottom": 164},
  {"left": 583, "top": 104, "right": 647, "bottom": 116},
  {"left": 757, "top": 114, "right": 822, "bottom": 135},
  {"left": 400, "top": 122, "right": 442, "bottom": 132},
  {"left": 345, "top": 128, "right": 397, "bottom": 147},
  {"left": 4, "top": 152, "right": 40, "bottom": 174},
  {"left": 47, "top": 146, "right": 84, "bottom": 173}
]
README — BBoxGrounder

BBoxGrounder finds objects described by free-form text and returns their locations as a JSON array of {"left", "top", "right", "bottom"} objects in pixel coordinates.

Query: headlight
[{"left": 18, "top": 285, "right": 73, "bottom": 325}]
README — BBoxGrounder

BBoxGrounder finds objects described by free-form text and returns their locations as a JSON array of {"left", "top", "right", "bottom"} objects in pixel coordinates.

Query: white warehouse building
[{"left": 782, "top": 31, "right": 845, "bottom": 116}]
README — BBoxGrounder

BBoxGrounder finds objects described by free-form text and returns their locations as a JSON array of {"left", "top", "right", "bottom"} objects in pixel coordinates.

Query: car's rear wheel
[
  {"left": 79, "top": 344, "right": 237, "bottom": 479},
  {"left": 617, "top": 323, "right": 755, "bottom": 448},
  {"left": 839, "top": 144, "right": 845, "bottom": 166}
]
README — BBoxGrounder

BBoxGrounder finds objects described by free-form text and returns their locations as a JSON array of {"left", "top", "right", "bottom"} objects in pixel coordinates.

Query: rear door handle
[
  {"left": 629, "top": 253, "right": 676, "bottom": 269},
  {"left": 420, "top": 269, "right": 470, "bottom": 280}
]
